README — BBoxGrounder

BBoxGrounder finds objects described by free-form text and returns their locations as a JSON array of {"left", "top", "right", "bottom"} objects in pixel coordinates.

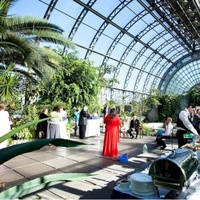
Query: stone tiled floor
[{"left": 0, "top": 134, "right": 177, "bottom": 199}]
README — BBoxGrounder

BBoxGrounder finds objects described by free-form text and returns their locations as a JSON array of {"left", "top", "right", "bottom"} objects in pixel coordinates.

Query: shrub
[{"left": 141, "top": 124, "right": 154, "bottom": 136}]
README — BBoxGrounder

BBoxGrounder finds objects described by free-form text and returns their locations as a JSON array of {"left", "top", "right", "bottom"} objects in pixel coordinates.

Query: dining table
[{"left": 85, "top": 117, "right": 100, "bottom": 138}]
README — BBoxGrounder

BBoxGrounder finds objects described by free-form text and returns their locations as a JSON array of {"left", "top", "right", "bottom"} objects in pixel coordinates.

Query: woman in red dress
[{"left": 102, "top": 108, "right": 121, "bottom": 157}]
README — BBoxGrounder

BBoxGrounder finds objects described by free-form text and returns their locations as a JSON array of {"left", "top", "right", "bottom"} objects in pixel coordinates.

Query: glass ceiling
[{"left": 10, "top": 0, "right": 200, "bottom": 104}]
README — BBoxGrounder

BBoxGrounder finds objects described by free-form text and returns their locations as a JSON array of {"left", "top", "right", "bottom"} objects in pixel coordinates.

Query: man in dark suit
[
  {"left": 129, "top": 115, "right": 140, "bottom": 139},
  {"left": 78, "top": 106, "right": 89, "bottom": 139}
]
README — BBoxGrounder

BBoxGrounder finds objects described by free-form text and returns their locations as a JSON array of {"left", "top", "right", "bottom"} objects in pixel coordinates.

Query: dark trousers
[
  {"left": 177, "top": 130, "right": 188, "bottom": 148},
  {"left": 135, "top": 129, "right": 139, "bottom": 138},
  {"left": 128, "top": 129, "right": 139, "bottom": 138},
  {"left": 79, "top": 125, "right": 86, "bottom": 139},
  {"left": 156, "top": 135, "right": 170, "bottom": 148},
  {"left": 74, "top": 121, "right": 78, "bottom": 136}
]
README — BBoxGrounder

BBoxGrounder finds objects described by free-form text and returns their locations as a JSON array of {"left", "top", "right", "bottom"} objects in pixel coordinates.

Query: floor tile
[
  {"left": 0, "top": 135, "right": 172, "bottom": 199},
  {"left": 13, "top": 163, "right": 56, "bottom": 178},
  {"left": 4, "top": 157, "right": 39, "bottom": 168}
]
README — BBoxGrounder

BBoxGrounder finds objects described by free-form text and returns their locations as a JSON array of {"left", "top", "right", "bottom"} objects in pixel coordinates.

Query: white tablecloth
[
  {"left": 85, "top": 119, "right": 100, "bottom": 137},
  {"left": 60, "top": 121, "right": 70, "bottom": 139}
]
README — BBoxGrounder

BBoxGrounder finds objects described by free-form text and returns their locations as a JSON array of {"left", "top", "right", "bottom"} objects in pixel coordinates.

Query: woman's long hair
[{"left": 110, "top": 108, "right": 117, "bottom": 119}]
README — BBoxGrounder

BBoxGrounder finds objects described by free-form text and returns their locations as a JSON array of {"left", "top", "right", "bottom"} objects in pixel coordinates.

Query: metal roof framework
[{"left": 38, "top": 0, "right": 200, "bottom": 104}]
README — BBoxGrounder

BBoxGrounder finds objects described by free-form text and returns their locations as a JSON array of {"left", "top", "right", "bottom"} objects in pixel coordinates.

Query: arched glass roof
[{"left": 10, "top": 0, "right": 200, "bottom": 104}]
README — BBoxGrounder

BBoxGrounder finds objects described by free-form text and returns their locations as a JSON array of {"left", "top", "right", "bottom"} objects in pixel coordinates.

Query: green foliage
[
  {"left": 16, "top": 128, "right": 33, "bottom": 140},
  {"left": 143, "top": 88, "right": 162, "bottom": 110},
  {"left": 9, "top": 128, "right": 33, "bottom": 145},
  {"left": 0, "top": 64, "right": 20, "bottom": 104},
  {"left": 157, "top": 94, "right": 180, "bottom": 122},
  {"left": 13, "top": 105, "right": 40, "bottom": 137},
  {"left": 141, "top": 125, "right": 155, "bottom": 136},
  {"left": 97, "top": 63, "right": 119, "bottom": 88},
  {"left": 39, "top": 54, "right": 103, "bottom": 116},
  {"left": 107, "top": 100, "right": 116, "bottom": 109},
  {"left": 187, "top": 86, "right": 200, "bottom": 105},
  {"left": 129, "top": 100, "right": 144, "bottom": 117},
  {"left": 66, "top": 122, "right": 72, "bottom": 133},
  {"left": 0, "top": 0, "right": 74, "bottom": 83}
]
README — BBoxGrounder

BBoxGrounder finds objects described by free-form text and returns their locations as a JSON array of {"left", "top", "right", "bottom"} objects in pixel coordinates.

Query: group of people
[
  {"left": 36, "top": 105, "right": 69, "bottom": 140},
  {"left": 156, "top": 103, "right": 200, "bottom": 150},
  {"left": 176, "top": 103, "right": 200, "bottom": 148},
  {"left": 37, "top": 105, "right": 91, "bottom": 140},
  {"left": 0, "top": 102, "right": 91, "bottom": 149},
  {"left": 102, "top": 102, "right": 200, "bottom": 158},
  {"left": 2, "top": 101, "right": 200, "bottom": 158},
  {"left": 121, "top": 115, "right": 140, "bottom": 139}
]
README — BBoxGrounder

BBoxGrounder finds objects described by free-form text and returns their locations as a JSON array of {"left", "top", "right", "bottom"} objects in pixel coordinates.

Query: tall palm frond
[
  {"left": 1, "top": 36, "right": 63, "bottom": 81},
  {"left": 2, "top": 16, "right": 74, "bottom": 48},
  {"left": 0, "top": 0, "right": 75, "bottom": 81},
  {"left": 0, "top": 0, "right": 19, "bottom": 15}
]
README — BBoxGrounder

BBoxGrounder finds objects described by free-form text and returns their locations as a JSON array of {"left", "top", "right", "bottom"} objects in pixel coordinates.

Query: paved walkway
[{"left": 0, "top": 134, "right": 177, "bottom": 199}]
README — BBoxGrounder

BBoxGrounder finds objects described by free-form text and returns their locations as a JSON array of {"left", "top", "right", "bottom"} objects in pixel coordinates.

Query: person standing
[
  {"left": 47, "top": 105, "right": 62, "bottom": 139},
  {"left": 73, "top": 108, "right": 80, "bottom": 136},
  {"left": 102, "top": 103, "right": 110, "bottom": 132},
  {"left": 129, "top": 115, "right": 140, "bottom": 139},
  {"left": 59, "top": 106, "right": 68, "bottom": 139},
  {"left": 176, "top": 103, "right": 199, "bottom": 148},
  {"left": 192, "top": 109, "right": 200, "bottom": 135},
  {"left": 0, "top": 103, "right": 11, "bottom": 149},
  {"left": 102, "top": 108, "right": 121, "bottom": 157},
  {"left": 78, "top": 106, "right": 89, "bottom": 139},
  {"left": 102, "top": 103, "right": 110, "bottom": 118},
  {"left": 36, "top": 108, "right": 48, "bottom": 139}
]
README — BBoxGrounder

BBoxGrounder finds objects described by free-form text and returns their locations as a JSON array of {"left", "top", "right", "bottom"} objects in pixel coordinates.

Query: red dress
[{"left": 102, "top": 114, "right": 121, "bottom": 157}]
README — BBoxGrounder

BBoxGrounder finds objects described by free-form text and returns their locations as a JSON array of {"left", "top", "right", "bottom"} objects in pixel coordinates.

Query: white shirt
[
  {"left": 0, "top": 110, "right": 11, "bottom": 135},
  {"left": 162, "top": 122, "right": 173, "bottom": 136},
  {"left": 178, "top": 109, "right": 198, "bottom": 136},
  {"left": 0, "top": 110, "right": 11, "bottom": 149}
]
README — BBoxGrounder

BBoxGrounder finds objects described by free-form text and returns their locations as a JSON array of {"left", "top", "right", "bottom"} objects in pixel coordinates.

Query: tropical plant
[
  {"left": 0, "top": 0, "right": 75, "bottom": 82},
  {"left": 98, "top": 63, "right": 119, "bottom": 88},
  {"left": 187, "top": 86, "right": 200, "bottom": 105},
  {"left": 0, "top": 64, "right": 20, "bottom": 103},
  {"left": 158, "top": 94, "right": 180, "bottom": 122},
  {"left": 40, "top": 55, "right": 100, "bottom": 112},
  {"left": 143, "top": 88, "right": 162, "bottom": 110}
]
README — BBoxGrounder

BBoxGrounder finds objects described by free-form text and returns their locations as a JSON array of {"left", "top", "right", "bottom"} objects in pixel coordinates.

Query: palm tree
[
  {"left": 0, "top": 64, "right": 20, "bottom": 103},
  {"left": 0, "top": 0, "right": 75, "bottom": 82}
]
